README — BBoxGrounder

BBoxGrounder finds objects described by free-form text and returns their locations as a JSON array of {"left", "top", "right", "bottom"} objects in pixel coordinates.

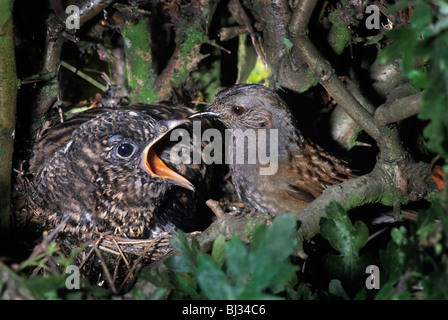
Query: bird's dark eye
[
  {"left": 232, "top": 106, "right": 244, "bottom": 116},
  {"left": 117, "top": 143, "right": 135, "bottom": 158}
]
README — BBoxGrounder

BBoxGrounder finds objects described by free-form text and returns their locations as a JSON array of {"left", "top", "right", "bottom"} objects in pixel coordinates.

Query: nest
[
  {"left": 12, "top": 165, "right": 244, "bottom": 293},
  {"left": 12, "top": 170, "right": 178, "bottom": 292}
]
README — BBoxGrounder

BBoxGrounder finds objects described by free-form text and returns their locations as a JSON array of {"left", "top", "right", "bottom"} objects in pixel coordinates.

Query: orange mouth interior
[{"left": 143, "top": 145, "right": 194, "bottom": 191}]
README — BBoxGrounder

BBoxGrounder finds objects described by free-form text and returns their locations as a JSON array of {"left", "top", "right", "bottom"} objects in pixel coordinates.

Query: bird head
[
  {"left": 65, "top": 110, "right": 194, "bottom": 194},
  {"left": 188, "top": 84, "right": 294, "bottom": 131}
]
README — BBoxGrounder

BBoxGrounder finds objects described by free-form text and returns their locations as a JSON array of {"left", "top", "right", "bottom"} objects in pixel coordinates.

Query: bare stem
[
  {"left": 0, "top": 0, "right": 18, "bottom": 240},
  {"left": 374, "top": 92, "right": 423, "bottom": 126},
  {"left": 291, "top": 27, "right": 381, "bottom": 139},
  {"left": 34, "top": 0, "right": 114, "bottom": 122}
]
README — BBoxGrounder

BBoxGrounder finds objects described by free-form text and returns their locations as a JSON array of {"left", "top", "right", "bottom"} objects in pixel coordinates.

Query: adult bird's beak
[
  {"left": 187, "top": 106, "right": 221, "bottom": 119},
  {"left": 139, "top": 118, "right": 195, "bottom": 191}
]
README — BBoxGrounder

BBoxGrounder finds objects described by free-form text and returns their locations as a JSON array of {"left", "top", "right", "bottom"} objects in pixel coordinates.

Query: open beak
[
  {"left": 187, "top": 106, "right": 220, "bottom": 119},
  {"left": 139, "top": 118, "right": 195, "bottom": 191}
]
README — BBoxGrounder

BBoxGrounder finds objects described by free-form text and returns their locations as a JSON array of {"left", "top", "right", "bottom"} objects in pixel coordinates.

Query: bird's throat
[{"left": 141, "top": 144, "right": 195, "bottom": 191}]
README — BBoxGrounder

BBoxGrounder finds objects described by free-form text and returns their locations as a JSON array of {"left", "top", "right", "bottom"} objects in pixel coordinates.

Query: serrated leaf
[
  {"left": 379, "top": 233, "right": 405, "bottom": 284},
  {"left": 321, "top": 202, "right": 370, "bottom": 281},
  {"left": 23, "top": 275, "right": 66, "bottom": 300},
  {"left": 320, "top": 201, "right": 369, "bottom": 256},
  {"left": 374, "top": 281, "right": 396, "bottom": 300},
  {"left": 195, "top": 254, "right": 238, "bottom": 300},
  {"left": 420, "top": 198, "right": 448, "bottom": 245},
  {"left": 251, "top": 213, "right": 297, "bottom": 258},
  {"left": 168, "top": 231, "right": 200, "bottom": 272},
  {"left": 172, "top": 273, "right": 200, "bottom": 299}
]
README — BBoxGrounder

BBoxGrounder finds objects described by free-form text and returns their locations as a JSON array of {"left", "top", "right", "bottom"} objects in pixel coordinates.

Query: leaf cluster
[
  {"left": 141, "top": 213, "right": 300, "bottom": 300},
  {"left": 318, "top": 199, "right": 448, "bottom": 300},
  {"left": 0, "top": 242, "right": 108, "bottom": 299},
  {"left": 379, "top": 0, "right": 448, "bottom": 159}
]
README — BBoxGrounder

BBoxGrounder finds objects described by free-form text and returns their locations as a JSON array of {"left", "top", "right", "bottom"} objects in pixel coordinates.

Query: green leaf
[
  {"left": 320, "top": 201, "right": 370, "bottom": 281},
  {"left": 407, "top": 69, "right": 428, "bottom": 89},
  {"left": 374, "top": 281, "right": 396, "bottom": 300},
  {"left": 379, "top": 238, "right": 404, "bottom": 284},
  {"left": 242, "top": 214, "right": 298, "bottom": 297},
  {"left": 224, "top": 235, "right": 251, "bottom": 286},
  {"left": 328, "top": 279, "right": 350, "bottom": 300},
  {"left": 320, "top": 201, "right": 369, "bottom": 256},
  {"left": 195, "top": 254, "right": 237, "bottom": 300},
  {"left": 167, "top": 231, "right": 200, "bottom": 273},
  {"left": 418, "top": 32, "right": 448, "bottom": 158},
  {"left": 247, "top": 58, "right": 270, "bottom": 84},
  {"left": 172, "top": 273, "right": 201, "bottom": 299},
  {"left": 410, "top": 2, "right": 433, "bottom": 31},
  {"left": 23, "top": 275, "right": 67, "bottom": 300},
  {"left": 390, "top": 226, "right": 407, "bottom": 246},
  {"left": 165, "top": 255, "right": 195, "bottom": 273},
  {"left": 419, "top": 198, "right": 448, "bottom": 246},
  {"left": 377, "top": 28, "right": 418, "bottom": 66},
  {"left": 150, "top": 214, "right": 299, "bottom": 299},
  {"left": 211, "top": 234, "right": 226, "bottom": 268}
]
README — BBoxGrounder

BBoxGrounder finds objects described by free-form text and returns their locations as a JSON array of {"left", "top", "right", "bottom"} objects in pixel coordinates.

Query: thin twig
[
  {"left": 231, "top": 0, "right": 266, "bottom": 65},
  {"left": 78, "top": 238, "right": 101, "bottom": 270},
  {"left": 60, "top": 61, "right": 107, "bottom": 92},
  {"left": 25, "top": 216, "right": 70, "bottom": 262},
  {"left": 374, "top": 92, "right": 423, "bottom": 126},
  {"left": 91, "top": 237, "right": 118, "bottom": 294},
  {"left": 111, "top": 237, "right": 130, "bottom": 266},
  {"left": 117, "top": 236, "right": 165, "bottom": 292},
  {"left": 289, "top": 0, "right": 381, "bottom": 141},
  {"left": 206, "top": 41, "right": 231, "bottom": 54},
  {"left": 206, "top": 199, "right": 225, "bottom": 218}
]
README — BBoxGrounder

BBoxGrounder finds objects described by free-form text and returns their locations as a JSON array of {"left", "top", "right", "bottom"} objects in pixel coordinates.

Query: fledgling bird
[
  {"left": 189, "top": 84, "right": 355, "bottom": 215},
  {"left": 30, "top": 104, "right": 213, "bottom": 239}
]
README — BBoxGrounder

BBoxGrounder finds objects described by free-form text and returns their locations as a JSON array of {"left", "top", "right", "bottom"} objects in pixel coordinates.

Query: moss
[
  {"left": 328, "top": 11, "right": 350, "bottom": 55},
  {"left": 299, "top": 68, "right": 319, "bottom": 93},
  {"left": 175, "top": 26, "right": 207, "bottom": 84},
  {"left": 347, "top": 126, "right": 363, "bottom": 150},
  {"left": 122, "top": 19, "right": 160, "bottom": 103}
]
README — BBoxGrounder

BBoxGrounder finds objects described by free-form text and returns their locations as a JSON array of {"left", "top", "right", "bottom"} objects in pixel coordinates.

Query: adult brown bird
[
  {"left": 189, "top": 84, "right": 355, "bottom": 215},
  {"left": 29, "top": 103, "right": 213, "bottom": 239}
]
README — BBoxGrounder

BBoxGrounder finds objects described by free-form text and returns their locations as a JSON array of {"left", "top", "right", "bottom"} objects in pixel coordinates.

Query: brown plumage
[
  {"left": 189, "top": 84, "right": 355, "bottom": 215},
  {"left": 30, "top": 103, "right": 213, "bottom": 239}
]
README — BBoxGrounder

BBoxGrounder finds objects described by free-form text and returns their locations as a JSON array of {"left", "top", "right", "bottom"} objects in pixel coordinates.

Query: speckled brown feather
[{"left": 30, "top": 103, "right": 213, "bottom": 239}]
